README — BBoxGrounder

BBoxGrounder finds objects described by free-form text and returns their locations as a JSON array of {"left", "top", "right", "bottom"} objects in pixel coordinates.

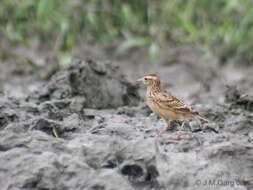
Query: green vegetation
[
  {"left": 1, "top": 0, "right": 253, "bottom": 63},
  {"left": 52, "top": 127, "right": 59, "bottom": 138}
]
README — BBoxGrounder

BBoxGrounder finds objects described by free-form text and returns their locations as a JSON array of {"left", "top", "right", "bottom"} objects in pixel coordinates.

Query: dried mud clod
[{"left": 30, "top": 58, "right": 140, "bottom": 109}]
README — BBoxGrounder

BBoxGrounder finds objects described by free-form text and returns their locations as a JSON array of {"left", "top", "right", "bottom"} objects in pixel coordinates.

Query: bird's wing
[{"left": 151, "top": 91, "right": 195, "bottom": 114}]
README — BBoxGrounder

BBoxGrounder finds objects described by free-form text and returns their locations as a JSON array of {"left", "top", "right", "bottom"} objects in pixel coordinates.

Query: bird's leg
[
  {"left": 170, "top": 120, "right": 187, "bottom": 140},
  {"left": 156, "top": 120, "right": 170, "bottom": 137}
]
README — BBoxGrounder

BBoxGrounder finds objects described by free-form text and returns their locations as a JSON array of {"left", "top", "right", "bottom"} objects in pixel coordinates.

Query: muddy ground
[{"left": 0, "top": 45, "right": 252, "bottom": 190}]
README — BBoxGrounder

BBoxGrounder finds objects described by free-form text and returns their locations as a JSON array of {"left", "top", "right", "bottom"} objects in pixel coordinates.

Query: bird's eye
[{"left": 144, "top": 78, "right": 147, "bottom": 80}]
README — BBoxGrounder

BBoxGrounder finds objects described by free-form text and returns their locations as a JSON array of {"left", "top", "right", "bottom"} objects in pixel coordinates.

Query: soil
[{"left": 0, "top": 44, "right": 252, "bottom": 190}]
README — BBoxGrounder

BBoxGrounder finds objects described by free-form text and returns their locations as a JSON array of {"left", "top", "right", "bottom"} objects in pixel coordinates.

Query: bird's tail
[{"left": 196, "top": 112, "right": 209, "bottom": 122}]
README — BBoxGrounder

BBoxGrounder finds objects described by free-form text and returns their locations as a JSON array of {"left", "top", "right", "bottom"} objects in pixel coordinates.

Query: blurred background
[
  {"left": 1, "top": 0, "right": 253, "bottom": 63},
  {"left": 1, "top": 0, "right": 253, "bottom": 98}
]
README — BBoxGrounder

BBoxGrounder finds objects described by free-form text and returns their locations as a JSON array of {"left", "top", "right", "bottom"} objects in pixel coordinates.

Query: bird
[{"left": 137, "top": 72, "right": 208, "bottom": 140}]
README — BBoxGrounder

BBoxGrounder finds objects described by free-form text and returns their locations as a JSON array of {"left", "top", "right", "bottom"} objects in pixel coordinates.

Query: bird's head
[{"left": 137, "top": 73, "right": 160, "bottom": 86}]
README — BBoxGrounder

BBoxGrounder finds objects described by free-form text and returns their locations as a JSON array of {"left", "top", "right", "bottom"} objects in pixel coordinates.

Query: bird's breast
[
  {"left": 147, "top": 98, "right": 159, "bottom": 113},
  {"left": 147, "top": 98, "right": 167, "bottom": 117}
]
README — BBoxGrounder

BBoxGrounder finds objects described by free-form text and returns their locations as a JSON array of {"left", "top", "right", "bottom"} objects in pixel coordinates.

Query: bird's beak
[{"left": 136, "top": 78, "right": 143, "bottom": 82}]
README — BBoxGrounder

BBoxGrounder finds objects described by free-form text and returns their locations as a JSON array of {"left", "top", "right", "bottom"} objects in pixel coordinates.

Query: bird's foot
[{"left": 156, "top": 125, "right": 171, "bottom": 137}]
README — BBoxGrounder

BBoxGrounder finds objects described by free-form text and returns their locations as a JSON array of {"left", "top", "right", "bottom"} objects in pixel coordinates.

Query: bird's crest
[
  {"left": 149, "top": 72, "right": 159, "bottom": 77},
  {"left": 145, "top": 72, "right": 160, "bottom": 80}
]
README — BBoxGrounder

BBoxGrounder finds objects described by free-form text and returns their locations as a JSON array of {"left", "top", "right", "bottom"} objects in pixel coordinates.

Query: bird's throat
[{"left": 147, "top": 83, "right": 162, "bottom": 96}]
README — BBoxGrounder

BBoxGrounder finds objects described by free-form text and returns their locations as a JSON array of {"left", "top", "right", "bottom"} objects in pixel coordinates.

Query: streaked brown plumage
[{"left": 137, "top": 73, "right": 208, "bottom": 140}]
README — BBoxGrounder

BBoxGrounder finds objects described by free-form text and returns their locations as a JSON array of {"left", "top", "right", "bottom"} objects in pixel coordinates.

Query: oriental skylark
[{"left": 137, "top": 73, "right": 208, "bottom": 140}]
